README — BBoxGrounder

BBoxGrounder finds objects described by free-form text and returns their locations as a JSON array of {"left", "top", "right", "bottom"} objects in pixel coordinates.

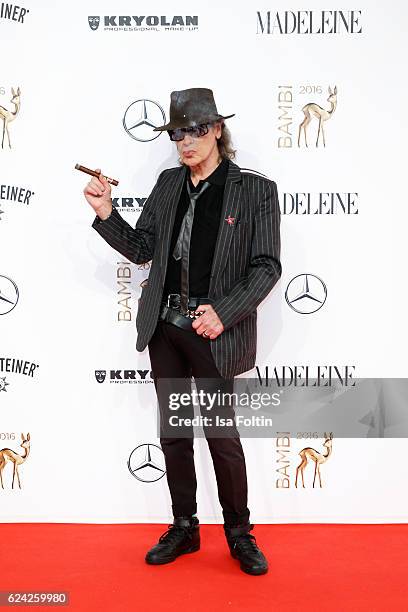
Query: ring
[{"left": 203, "top": 331, "right": 209, "bottom": 337}]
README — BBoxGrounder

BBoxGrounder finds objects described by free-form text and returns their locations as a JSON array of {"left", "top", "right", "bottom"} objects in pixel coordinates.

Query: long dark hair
[
  {"left": 178, "top": 120, "right": 236, "bottom": 165},
  {"left": 216, "top": 121, "right": 236, "bottom": 160}
]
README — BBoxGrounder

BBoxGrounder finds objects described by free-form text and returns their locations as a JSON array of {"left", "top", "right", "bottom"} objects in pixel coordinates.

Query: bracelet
[{"left": 98, "top": 207, "right": 113, "bottom": 222}]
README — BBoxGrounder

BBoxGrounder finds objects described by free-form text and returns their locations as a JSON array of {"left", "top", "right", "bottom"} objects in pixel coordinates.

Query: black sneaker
[
  {"left": 145, "top": 516, "right": 200, "bottom": 565},
  {"left": 224, "top": 523, "right": 268, "bottom": 575}
]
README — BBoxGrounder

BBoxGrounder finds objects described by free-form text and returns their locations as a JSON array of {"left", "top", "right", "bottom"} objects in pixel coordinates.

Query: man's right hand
[{"left": 83, "top": 168, "right": 113, "bottom": 220}]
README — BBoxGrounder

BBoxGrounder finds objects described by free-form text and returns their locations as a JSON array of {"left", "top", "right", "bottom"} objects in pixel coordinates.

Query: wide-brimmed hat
[{"left": 153, "top": 87, "right": 235, "bottom": 132}]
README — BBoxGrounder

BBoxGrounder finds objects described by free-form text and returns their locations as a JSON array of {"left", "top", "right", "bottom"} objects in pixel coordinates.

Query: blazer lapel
[{"left": 208, "top": 160, "right": 242, "bottom": 296}]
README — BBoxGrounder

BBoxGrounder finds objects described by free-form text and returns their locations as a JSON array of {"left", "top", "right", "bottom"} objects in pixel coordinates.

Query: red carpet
[{"left": 0, "top": 523, "right": 406, "bottom": 611}]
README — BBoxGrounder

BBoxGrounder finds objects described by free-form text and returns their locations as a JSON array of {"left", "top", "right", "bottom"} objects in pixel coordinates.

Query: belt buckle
[{"left": 167, "top": 293, "right": 180, "bottom": 308}]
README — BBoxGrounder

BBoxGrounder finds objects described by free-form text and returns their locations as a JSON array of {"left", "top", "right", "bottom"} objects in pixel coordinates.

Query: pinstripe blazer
[{"left": 92, "top": 159, "right": 281, "bottom": 378}]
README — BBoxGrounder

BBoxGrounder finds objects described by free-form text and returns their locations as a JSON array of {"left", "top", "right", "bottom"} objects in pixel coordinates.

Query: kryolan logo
[{"left": 88, "top": 15, "right": 198, "bottom": 30}]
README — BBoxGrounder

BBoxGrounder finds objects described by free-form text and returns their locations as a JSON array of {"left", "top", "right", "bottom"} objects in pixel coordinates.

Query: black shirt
[{"left": 162, "top": 158, "right": 229, "bottom": 300}]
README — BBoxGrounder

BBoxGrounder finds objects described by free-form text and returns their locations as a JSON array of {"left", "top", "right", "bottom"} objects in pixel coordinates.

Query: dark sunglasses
[{"left": 168, "top": 123, "right": 211, "bottom": 142}]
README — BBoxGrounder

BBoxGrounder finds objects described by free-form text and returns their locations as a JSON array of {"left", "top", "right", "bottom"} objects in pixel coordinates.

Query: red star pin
[{"left": 225, "top": 215, "right": 235, "bottom": 225}]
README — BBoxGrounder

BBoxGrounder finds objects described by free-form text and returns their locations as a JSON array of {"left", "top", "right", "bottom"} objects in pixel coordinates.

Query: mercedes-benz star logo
[
  {"left": 285, "top": 273, "right": 327, "bottom": 314},
  {"left": 122, "top": 99, "right": 166, "bottom": 142},
  {"left": 0, "top": 275, "right": 19, "bottom": 315},
  {"left": 128, "top": 443, "right": 166, "bottom": 482}
]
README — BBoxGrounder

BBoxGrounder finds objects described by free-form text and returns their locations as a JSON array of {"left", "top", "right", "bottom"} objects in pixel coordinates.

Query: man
[{"left": 83, "top": 88, "right": 281, "bottom": 575}]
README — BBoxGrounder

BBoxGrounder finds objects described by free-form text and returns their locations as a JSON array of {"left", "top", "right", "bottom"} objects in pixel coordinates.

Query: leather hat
[{"left": 153, "top": 87, "right": 235, "bottom": 132}]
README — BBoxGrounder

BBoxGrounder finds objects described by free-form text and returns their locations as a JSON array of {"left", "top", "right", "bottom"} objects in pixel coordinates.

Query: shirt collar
[{"left": 187, "top": 158, "right": 229, "bottom": 191}]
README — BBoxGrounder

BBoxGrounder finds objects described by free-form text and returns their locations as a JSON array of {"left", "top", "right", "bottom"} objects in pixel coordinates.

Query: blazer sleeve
[
  {"left": 91, "top": 169, "right": 167, "bottom": 265},
  {"left": 212, "top": 179, "right": 282, "bottom": 330}
]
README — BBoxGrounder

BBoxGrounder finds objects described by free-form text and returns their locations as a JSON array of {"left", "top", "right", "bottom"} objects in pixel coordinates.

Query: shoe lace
[
  {"left": 232, "top": 533, "right": 260, "bottom": 554},
  {"left": 158, "top": 524, "right": 194, "bottom": 546}
]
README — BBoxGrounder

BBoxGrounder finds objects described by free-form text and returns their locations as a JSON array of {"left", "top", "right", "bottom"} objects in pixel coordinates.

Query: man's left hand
[{"left": 191, "top": 304, "right": 224, "bottom": 339}]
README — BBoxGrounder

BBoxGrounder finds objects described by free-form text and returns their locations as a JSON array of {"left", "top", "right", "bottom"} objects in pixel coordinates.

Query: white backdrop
[{"left": 1, "top": 0, "right": 407, "bottom": 523}]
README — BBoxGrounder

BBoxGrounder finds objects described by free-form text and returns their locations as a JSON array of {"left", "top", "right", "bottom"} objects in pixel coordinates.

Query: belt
[
  {"left": 159, "top": 293, "right": 213, "bottom": 332},
  {"left": 165, "top": 293, "right": 213, "bottom": 309}
]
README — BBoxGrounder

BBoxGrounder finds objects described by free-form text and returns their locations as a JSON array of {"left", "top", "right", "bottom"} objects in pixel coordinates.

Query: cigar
[{"left": 75, "top": 163, "right": 119, "bottom": 186}]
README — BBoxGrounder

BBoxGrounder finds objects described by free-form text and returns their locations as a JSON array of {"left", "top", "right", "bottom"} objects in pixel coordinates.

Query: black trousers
[{"left": 147, "top": 320, "right": 250, "bottom": 527}]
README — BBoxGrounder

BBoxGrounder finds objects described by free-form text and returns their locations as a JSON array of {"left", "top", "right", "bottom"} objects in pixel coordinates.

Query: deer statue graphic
[
  {"left": 0, "top": 86, "right": 21, "bottom": 149},
  {"left": 298, "top": 86, "right": 337, "bottom": 148},
  {"left": 0, "top": 432, "right": 30, "bottom": 489},
  {"left": 295, "top": 432, "right": 333, "bottom": 488}
]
